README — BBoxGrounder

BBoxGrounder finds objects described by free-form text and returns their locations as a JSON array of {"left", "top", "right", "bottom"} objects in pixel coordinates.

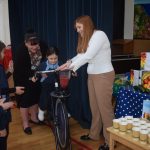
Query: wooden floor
[{"left": 7, "top": 108, "right": 131, "bottom": 150}]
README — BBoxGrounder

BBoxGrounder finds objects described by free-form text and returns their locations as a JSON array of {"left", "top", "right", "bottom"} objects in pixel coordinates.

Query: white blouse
[{"left": 70, "top": 30, "right": 114, "bottom": 74}]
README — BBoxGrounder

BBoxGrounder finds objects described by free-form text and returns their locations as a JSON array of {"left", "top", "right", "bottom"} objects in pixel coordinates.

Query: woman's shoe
[
  {"left": 24, "top": 127, "right": 32, "bottom": 135},
  {"left": 98, "top": 143, "right": 109, "bottom": 150},
  {"left": 80, "top": 134, "right": 92, "bottom": 140}
]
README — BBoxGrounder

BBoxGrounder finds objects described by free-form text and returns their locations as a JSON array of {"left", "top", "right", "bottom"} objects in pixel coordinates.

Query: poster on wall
[{"left": 134, "top": 1, "right": 150, "bottom": 39}]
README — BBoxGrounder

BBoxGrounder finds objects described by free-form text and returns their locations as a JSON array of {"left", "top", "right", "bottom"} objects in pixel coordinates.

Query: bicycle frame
[
  {"left": 49, "top": 90, "right": 72, "bottom": 150},
  {"left": 36, "top": 70, "right": 72, "bottom": 150}
]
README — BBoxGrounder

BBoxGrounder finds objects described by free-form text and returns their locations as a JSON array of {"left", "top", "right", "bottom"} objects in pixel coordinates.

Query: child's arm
[
  {"left": 0, "top": 98, "right": 16, "bottom": 110},
  {"left": 0, "top": 99, "right": 8, "bottom": 137},
  {"left": 0, "top": 87, "right": 25, "bottom": 95},
  {"left": 6, "top": 60, "right": 14, "bottom": 79},
  {"left": 0, "top": 129, "right": 7, "bottom": 137}
]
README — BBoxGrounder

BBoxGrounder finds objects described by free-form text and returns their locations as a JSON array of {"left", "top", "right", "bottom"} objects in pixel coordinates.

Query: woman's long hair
[{"left": 75, "top": 15, "right": 95, "bottom": 53}]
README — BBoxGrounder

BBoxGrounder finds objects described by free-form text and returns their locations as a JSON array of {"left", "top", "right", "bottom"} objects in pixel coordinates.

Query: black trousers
[
  {"left": 0, "top": 137, "right": 7, "bottom": 150},
  {"left": 39, "top": 83, "right": 54, "bottom": 111},
  {"left": 0, "top": 124, "right": 9, "bottom": 150}
]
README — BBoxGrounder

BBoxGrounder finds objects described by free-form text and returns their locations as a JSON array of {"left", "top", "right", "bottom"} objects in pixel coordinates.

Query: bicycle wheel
[{"left": 55, "top": 98, "right": 69, "bottom": 149}]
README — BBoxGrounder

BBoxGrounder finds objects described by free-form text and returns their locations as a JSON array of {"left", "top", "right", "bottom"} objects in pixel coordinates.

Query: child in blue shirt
[
  {"left": 0, "top": 41, "right": 24, "bottom": 150},
  {"left": 32, "top": 46, "right": 59, "bottom": 121}
]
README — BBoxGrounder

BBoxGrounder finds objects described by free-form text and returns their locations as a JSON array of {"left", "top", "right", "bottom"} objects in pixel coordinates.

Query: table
[
  {"left": 107, "top": 127, "right": 150, "bottom": 150},
  {"left": 115, "top": 87, "right": 150, "bottom": 118}
]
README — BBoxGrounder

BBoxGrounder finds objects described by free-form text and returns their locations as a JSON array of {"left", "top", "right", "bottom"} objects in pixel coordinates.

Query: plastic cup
[
  {"left": 127, "top": 120, "right": 133, "bottom": 130},
  {"left": 119, "top": 117, "right": 127, "bottom": 122},
  {"left": 140, "top": 125, "right": 147, "bottom": 131},
  {"left": 132, "top": 127, "right": 140, "bottom": 138},
  {"left": 132, "top": 122, "right": 140, "bottom": 128},
  {"left": 125, "top": 116, "right": 133, "bottom": 120},
  {"left": 140, "top": 130, "right": 148, "bottom": 142},
  {"left": 133, "top": 118, "right": 140, "bottom": 122},
  {"left": 113, "top": 119, "right": 120, "bottom": 129},
  {"left": 119, "top": 121, "right": 127, "bottom": 132},
  {"left": 139, "top": 120, "right": 146, "bottom": 125},
  {"left": 146, "top": 123, "right": 150, "bottom": 128},
  {"left": 148, "top": 134, "right": 150, "bottom": 144}
]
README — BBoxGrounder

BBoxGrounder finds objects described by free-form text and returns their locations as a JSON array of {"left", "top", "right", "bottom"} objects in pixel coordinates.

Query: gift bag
[
  {"left": 142, "top": 100, "right": 150, "bottom": 121},
  {"left": 130, "top": 69, "right": 141, "bottom": 86},
  {"left": 141, "top": 71, "right": 150, "bottom": 90}
]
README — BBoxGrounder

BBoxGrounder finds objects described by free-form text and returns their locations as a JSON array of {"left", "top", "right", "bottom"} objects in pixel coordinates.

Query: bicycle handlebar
[
  {"left": 35, "top": 69, "right": 75, "bottom": 75},
  {"left": 31, "top": 69, "right": 76, "bottom": 81},
  {"left": 36, "top": 70, "right": 56, "bottom": 74}
]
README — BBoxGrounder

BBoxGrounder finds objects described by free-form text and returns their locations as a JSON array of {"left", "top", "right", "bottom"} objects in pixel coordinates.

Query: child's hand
[
  {"left": 0, "top": 129, "right": 7, "bottom": 137},
  {"left": 0, "top": 98, "right": 5, "bottom": 105},
  {"left": 31, "top": 76, "right": 38, "bottom": 82},
  {"left": 0, "top": 101, "right": 16, "bottom": 110},
  {"left": 8, "top": 60, "right": 14, "bottom": 73}
]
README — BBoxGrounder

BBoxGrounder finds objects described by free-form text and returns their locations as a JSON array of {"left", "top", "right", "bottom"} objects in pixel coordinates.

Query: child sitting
[{"left": 32, "top": 46, "right": 60, "bottom": 121}]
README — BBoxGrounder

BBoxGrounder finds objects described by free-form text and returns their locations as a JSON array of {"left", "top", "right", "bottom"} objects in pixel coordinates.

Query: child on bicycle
[{"left": 32, "top": 46, "right": 60, "bottom": 121}]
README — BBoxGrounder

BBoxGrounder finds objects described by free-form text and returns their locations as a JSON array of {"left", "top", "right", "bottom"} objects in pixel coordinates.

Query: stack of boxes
[
  {"left": 130, "top": 52, "right": 150, "bottom": 120},
  {"left": 130, "top": 52, "right": 150, "bottom": 89}
]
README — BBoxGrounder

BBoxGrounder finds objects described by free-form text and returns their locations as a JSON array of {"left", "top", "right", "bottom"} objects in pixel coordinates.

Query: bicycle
[{"left": 35, "top": 69, "right": 72, "bottom": 150}]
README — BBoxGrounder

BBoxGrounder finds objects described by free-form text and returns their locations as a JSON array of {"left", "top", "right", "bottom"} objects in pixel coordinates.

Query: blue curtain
[{"left": 8, "top": 0, "right": 113, "bottom": 128}]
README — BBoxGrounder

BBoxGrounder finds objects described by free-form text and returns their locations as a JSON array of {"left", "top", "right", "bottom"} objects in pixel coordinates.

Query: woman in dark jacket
[{"left": 13, "top": 31, "right": 48, "bottom": 134}]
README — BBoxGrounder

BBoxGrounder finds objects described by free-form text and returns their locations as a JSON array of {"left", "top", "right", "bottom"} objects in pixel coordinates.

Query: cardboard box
[
  {"left": 141, "top": 52, "right": 150, "bottom": 70},
  {"left": 133, "top": 39, "right": 150, "bottom": 55},
  {"left": 141, "top": 71, "right": 150, "bottom": 90}
]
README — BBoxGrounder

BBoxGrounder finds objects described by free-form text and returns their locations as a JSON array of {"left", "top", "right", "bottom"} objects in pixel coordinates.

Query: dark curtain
[
  {"left": 113, "top": 0, "right": 125, "bottom": 39},
  {"left": 8, "top": 0, "right": 113, "bottom": 128}
]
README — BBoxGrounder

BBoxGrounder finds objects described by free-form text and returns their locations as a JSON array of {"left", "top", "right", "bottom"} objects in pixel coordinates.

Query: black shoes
[
  {"left": 80, "top": 134, "right": 92, "bottom": 140},
  {"left": 98, "top": 143, "right": 109, "bottom": 150},
  {"left": 24, "top": 127, "right": 32, "bottom": 135}
]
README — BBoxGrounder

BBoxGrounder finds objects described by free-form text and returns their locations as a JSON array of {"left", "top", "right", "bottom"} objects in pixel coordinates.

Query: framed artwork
[{"left": 134, "top": 3, "right": 150, "bottom": 39}]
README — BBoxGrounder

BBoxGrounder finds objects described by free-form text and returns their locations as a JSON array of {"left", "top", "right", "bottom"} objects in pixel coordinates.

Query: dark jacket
[
  {"left": 0, "top": 64, "right": 11, "bottom": 130},
  {"left": 13, "top": 41, "right": 48, "bottom": 87},
  {"left": 13, "top": 41, "right": 48, "bottom": 107}
]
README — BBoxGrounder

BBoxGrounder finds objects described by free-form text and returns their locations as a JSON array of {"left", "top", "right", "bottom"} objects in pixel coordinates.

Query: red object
[
  {"left": 59, "top": 76, "right": 69, "bottom": 90},
  {"left": 3, "top": 47, "right": 12, "bottom": 70}
]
